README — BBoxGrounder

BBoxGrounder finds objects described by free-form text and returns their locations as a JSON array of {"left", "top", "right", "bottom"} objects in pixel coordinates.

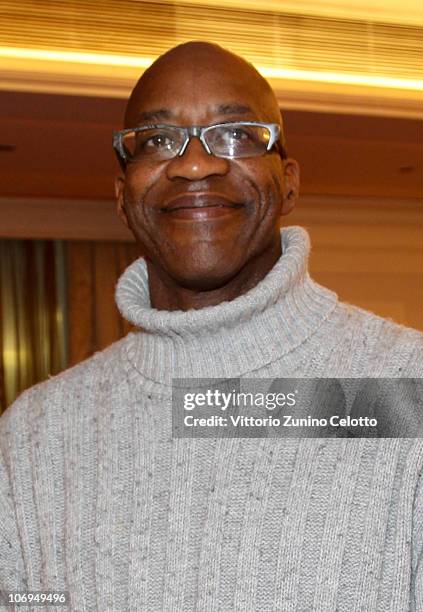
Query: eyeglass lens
[{"left": 122, "top": 123, "right": 272, "bottom": 162}]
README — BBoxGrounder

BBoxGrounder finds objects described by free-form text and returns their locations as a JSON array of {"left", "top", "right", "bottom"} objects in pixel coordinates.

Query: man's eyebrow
[
  {"left": 132, "top": 104, "right": 255, "bottom": 126},
  {"left": 134, "top": 109, "right": 173, "bottom": 124},
  {"left": 216, "top": 104, "right": 255, "bottom": 116}
]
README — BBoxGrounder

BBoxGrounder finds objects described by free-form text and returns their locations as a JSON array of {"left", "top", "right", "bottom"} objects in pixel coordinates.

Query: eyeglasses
[{"left": 112, "top": 121, "right": 285, "bottom": 170}]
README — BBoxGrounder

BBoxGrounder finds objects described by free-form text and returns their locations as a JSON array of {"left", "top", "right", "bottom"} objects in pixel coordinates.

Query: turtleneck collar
[{"left": 115, "top": 226, "right": 338, "bottom": 386}]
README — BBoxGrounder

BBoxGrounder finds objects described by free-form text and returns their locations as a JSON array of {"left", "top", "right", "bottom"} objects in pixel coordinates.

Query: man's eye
[
  {"left": 145, "top": 133, "right": 174, "bottom": 149},
  {"left": 133, "top": 131, "right": 176, "bottom": 156},
  {"left": 224, "top": 128, "right": 250, "bottom": 141}
]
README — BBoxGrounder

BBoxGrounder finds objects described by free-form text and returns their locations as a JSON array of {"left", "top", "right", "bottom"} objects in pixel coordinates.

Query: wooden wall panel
[
  {"left": 67, "top": 242, "right": 95, "bottom": 365},
  {"left": 67, "top": 241, "right": 139, "bottom": 366}
]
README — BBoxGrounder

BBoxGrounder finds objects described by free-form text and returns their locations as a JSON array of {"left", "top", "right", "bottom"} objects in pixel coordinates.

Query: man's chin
[{"left": 163, "top": 260, "right": 244, "bottom": 293}]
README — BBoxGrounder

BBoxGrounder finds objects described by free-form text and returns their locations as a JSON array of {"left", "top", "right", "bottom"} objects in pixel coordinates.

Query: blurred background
[{"left": 1, "top": 0, "right": 423, "bottom": 410}]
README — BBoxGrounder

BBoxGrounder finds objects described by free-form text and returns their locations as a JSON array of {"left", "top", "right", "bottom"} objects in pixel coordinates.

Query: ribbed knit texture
[{"left": 1, "top": 226, "right": 423, "bottom": 612}]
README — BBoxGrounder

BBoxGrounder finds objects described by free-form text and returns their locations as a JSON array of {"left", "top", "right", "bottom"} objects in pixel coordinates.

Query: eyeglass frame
[{"left": 112, "top": 121, "right": 287, "bottom": 171}]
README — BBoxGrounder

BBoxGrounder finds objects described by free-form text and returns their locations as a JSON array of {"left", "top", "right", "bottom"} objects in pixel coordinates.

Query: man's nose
[{"left": 165, "top": 137, "right": 230, "bottom": 181}]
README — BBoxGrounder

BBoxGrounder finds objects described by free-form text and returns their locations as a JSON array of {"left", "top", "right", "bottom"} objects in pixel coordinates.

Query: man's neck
[{"left": 146, "top": 239, "right": 282, "bottom": 311}]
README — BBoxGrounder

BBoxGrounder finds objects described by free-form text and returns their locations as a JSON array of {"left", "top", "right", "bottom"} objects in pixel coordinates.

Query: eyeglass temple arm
[
  {"left": 267, "top": 125, "right": 288, "bottom": 159},
  {"left": 113, "top": 132, "right": 128, "bottom": 171}
]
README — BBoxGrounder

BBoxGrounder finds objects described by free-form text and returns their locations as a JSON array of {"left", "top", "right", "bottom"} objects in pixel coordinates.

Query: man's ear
[
  {"left": 281, "top": 158, "right": 300, "bottom": 216},
  {"left": 114, "top": 176, "right": 129, "bottom": 228}
]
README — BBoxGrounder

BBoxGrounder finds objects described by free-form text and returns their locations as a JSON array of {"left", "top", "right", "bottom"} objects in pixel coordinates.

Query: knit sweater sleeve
[
  {"left": 411, "top": 466, "right": 423, "bottom": 611},
  {"left": 0, "top": 428, "right": 25, "bottom": 590}
]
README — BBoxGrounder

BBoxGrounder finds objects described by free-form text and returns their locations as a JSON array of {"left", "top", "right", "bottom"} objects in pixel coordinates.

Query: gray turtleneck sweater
[{"left": 1, "top": 226, "right": 423, "bottom": 611}]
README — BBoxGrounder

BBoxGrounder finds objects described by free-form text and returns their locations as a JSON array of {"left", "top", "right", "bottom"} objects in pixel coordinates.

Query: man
[{"left": 0, "top": 41, "right": 422, "bottom": 611}]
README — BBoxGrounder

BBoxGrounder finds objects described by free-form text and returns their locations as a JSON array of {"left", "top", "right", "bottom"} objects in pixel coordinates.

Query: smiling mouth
[
  {"left": 161, "top": 194, "right": 243, "bottom": 212},
  {"left": 162, "top": 203, "right": 244, "bottom": 212},
  {"left": 160, "top": 194, "right": 244, "bottom": 220}
]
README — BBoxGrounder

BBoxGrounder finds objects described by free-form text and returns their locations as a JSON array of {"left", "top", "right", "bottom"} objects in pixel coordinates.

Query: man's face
[{"left": 116, "top": 49, "right": 299, "bottom": 291}]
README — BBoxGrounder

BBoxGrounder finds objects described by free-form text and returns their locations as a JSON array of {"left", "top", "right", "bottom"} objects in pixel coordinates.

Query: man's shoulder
[
  {"left": 335, "top": 299, "right": 423, "bottom": 375},
  {"left": 337, "top": 298, "right": 423, "bottom": 343},
  {"left": 0, "top": 334, "right": 132, "bottom": 433}
]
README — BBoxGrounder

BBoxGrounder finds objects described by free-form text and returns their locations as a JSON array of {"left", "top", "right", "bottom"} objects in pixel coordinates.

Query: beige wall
[{"left": 290, "top": 196, "right": 423, "bottom": 331}]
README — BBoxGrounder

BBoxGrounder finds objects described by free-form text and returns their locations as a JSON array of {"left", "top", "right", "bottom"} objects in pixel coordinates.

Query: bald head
[{"left": 124, "top": 41, "right": 283, "bottom": 131}]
